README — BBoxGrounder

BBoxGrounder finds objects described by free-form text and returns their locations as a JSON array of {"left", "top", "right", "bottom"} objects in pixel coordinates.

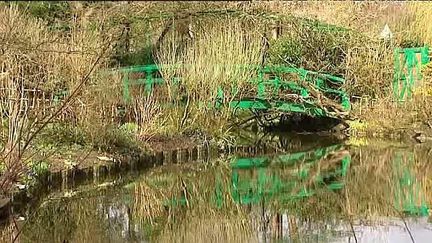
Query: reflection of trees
[
  {"left": 20, "top": 199, "right": 79, "bottom": 242},
  {"left": 279, "top": 146, "right": 431, "bottom": 220},
  {"left": 17, "top": 191, "right": 143, "bottom": 242}
]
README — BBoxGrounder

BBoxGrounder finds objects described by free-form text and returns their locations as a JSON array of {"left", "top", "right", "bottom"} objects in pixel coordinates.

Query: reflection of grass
[
  {"left": 345, "top": 147, "right": 430, "bottom": 217},
  {"left": 133, "top": 162, "right": 256, "bottom": 242},
  {"left": 281, "top": 147, "right": 431, "bottom": 220},
  {"left": 0, "top": 224, "right": 15, "bottom": 243},
  {"left": 344, "top": 149, "right": 397, "bottom": 217},
  {"left": 133, "top": 180, "right": 167, "bottom": 225},
  {"left": 20, "top": 196, "right": 111, "bottom": 242},
  {"left": 132, "top": 146, "right": 432, "bottom": 241},
  {"left": 157, "top": 213, "right": 256, "bottom": 243},
  {"left": 156, "top": 165, "right": 255, "bottom": 243}
]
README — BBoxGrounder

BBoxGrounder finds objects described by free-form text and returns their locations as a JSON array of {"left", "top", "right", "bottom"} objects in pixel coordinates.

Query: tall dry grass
[
  {"left": 402, "top": 2, "right": 432, "bottom": 46},
  {"left": 155, "top": 17, "right": 263, "bottom": 136}
]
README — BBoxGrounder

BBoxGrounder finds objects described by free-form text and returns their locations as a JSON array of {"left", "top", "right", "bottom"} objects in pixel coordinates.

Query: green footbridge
[
  {"left": 115, "top": 45, "right": 431, "bottom": 119},
  {"left": 118, "top": 64, "right": 351, "bottom": 119}
]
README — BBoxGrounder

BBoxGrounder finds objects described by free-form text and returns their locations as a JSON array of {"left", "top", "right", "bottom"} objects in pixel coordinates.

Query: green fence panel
[{"left": 393, "top": 46, "right": 430, "bottom": 102}]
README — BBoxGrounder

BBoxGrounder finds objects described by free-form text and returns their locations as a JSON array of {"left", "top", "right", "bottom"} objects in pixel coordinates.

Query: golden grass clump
[
  {"left": 133, "top": 164, "right": 255, "bottom": 242},
  {"left": 157, "top": 17, "right": 263, "bottom": 103},
  {"left": 344, "top": 40, "right": 394, "bottom": 98},
  {"left": 153, "top": 17, "right": 263, "bottom": 136},
  {"left": 404, "top": 2, "right": 432, "bottom": 46}
]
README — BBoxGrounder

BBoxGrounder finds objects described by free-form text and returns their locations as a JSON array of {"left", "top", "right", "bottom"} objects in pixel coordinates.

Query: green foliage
[
  {"left": 268, "top": 36, "right": 302, "bottom": 67},
  {"left": 10, "top": 1, "right": 72, "bottom": 31},
  {"left": 112, "top": 20, "right": 156, "bottom": 66},
  {"left": 119, "top": 122, "right": 139, "bottom": 135},
  {"left": 89, "top": 125, "right": 141, "bottom": 154},
  {"left": 115, "top": 45, "right": 155, "bottom": 66},
  {"left": 28, "top": 160, "right": 50, "bottom": 177},
  {"left": 268, "top": 18, "right": 354, "bottom": 76},
  {"left": 19, "top": 160, "right": 51, "bottom": 188},
  {"left": 37, "top": 123, "right": 87, "bottom": 147}
]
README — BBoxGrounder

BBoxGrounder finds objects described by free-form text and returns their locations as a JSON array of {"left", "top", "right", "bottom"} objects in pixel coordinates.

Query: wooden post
[{"left": 271, "top": 20, "right": 282, "bottom": 40}]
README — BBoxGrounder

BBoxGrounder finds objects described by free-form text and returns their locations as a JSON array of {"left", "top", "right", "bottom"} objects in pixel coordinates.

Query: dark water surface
[{"left": 2, "top": 133, "right": 432, "bottom": 243}]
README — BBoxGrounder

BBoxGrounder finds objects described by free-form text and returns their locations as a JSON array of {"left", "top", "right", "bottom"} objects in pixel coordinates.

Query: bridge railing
[
  {"left": 114, "top": 64, "right": 351, "bottom": 118},
  {"left": 393, "top": 46, "right": 430, "bottom": 102}
]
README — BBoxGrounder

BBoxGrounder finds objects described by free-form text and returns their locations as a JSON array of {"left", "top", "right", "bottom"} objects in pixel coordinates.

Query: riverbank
[
  {"left": 3, "top": 135, "right": 432, "bottom": 242},
  {"left": 8, "top": 111, "right": 431, "bottom": 196},
  {"left": 348, "top": 89, "right": 432, "bottom": 144}
]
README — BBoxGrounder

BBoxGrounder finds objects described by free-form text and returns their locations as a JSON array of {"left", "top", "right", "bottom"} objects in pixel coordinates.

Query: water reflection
[
  {"left": 230, "top": 144, "right": 351, "bottom": 205},
  {"left": 2, "top": 135, "right": 432, "bottom": 242}
]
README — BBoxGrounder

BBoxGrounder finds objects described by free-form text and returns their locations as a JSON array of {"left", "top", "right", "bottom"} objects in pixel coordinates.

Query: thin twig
[{"left": 392, "top": 204, "right": 416, "bottom": 243}]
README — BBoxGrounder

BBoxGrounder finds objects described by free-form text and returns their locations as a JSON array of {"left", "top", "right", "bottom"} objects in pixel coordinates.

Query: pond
[{"left": 1, "top": 133, "right": 432, "bottom": 243}]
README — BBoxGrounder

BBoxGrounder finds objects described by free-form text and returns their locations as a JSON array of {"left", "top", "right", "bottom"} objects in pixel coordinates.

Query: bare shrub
[{"left": 0, "top": 5, "right": 116, "bottom": 193}]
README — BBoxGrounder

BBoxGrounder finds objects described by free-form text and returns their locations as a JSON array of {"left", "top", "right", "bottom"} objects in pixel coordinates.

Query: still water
[{"left": 2, "top": 133, "right": 432, "bottom": 243}]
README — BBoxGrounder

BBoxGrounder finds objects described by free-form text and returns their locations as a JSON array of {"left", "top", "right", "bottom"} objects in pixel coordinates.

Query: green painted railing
[
  {"left": 117, "top": 64, "right": 351, "bottom": 118},
  {"left": 393, "top": 151, "right": 429, "bottom": 216},
  {"left": 393, "top": 46, "right": 430, "bottom": 102}
]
